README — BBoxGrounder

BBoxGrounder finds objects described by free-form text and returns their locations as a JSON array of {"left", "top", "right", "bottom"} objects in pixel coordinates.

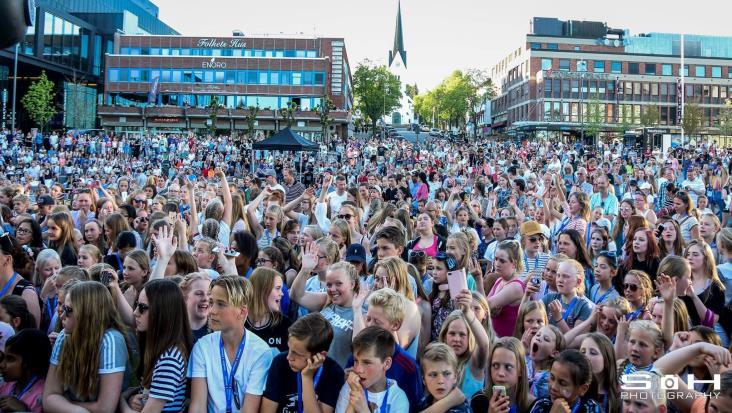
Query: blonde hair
[
  {"left": 248, "top": 267, "right": 284, "bottom": 326},
  {"left": 684, "top": 240, "right": 725, "bottom": 291},
  {"left": 179, "top": 272, "right": 212, "bottom": 295},
  {"left": 482, "top": 337, "right": 533, "bottom": 412},
  {"left": 421, "top": 341, "right": 458, "bottom": 372},
  {"left": 374, "top": 256, "right": 414, "bottom": 300},
  {"left": 367, "top": 288, "right": 406, "bottom": 325},
  {"left": 439, "top": 310, "right": 476, "bottom": 388},
  {"left": 628, "top": 319, "right": 665, "bottom": 353},
  {"left": 471, "top": 290, "right": 497, "bottom": 345},
  {"left": 329, "top": 219, "right": 352, "bottom": 248},
  {"left": 625, "top": 270, "right": 654, "bottom": 307},
  {"left": 447, "top": 232, "right": 473, "bottom": 271},
  {"left": 513, "top": 300, "right": 548, "bottom": 340},
  {"left": 210, "top": 275, "right": 253, "bottom": 309},
  {"left": 717, "top": 228, "right": 732, "bottom": 255},
  {"left": 559, "top": 259, "right": 585, "bottom": 297},
  {"left": 32, "top": 249, "right": 61, "bottom": 288},
  {"left": 78, "top": 244, "right": 102, "bottom": 266},
  {"left": 495, "top": 239, "right": 525, "bottom": 275},
  {"left": 316, "top": 237, "right": 340, "bottom": 266}
]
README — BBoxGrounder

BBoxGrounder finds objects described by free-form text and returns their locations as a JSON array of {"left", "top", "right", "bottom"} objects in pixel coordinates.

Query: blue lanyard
[
  {"left": 602, "top": 393, "right": 608, "bottom": 412},
  {"left": 585, "top": 223, "right": 592, "bottom": 248},
  {"left": 509, "top": 405, "right": 517, "bottom": 413},
  {"left": 364, "top": 382, "right": 390, "bottom": 413},
  {"left": 46, "top": 296, "right": 58, "bottom": 321},
  {"left": 0, "top": 272, "right": 18, "bottom": 297},
  {"left": 13, "top": 376, "right": 38, "bottom": 399},
  {"left": 592, "top": 286, "right": 614, "bottom": 305},
  {"left": 563, "top": 297, "right": 578, "bottom": 321},
  {"left": 219, "top": 333, "right": 247, "bottom": 413},
  {"left": 297, "top": 366, "right": 324, "bottom": 413},
  {"left": 524, "top": 255, "right": 539, "bottom": 272},
  {"left": 624, "top": 362, "right": 653, "bottom": 375},
  {"left": 570, "top": 398, "right": 582, "bottom": 413},
  {"left": 626, "top": 308, "right": 643, "bottom": 321}
]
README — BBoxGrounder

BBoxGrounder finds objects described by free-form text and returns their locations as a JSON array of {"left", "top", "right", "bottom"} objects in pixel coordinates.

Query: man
[
  {"left": 574, "top": 167, "right": 594, "bottom": 195},
  {"left": 327, "top": 175, "right": 348, "bottom": 215},
  {"left": 589, "top": 173, "right": 619, "bottom": 221},
  {"left": 282, "top": 168, "right": 305, "bottom": 208},
  {"left": 264, "top": 170, "right": 286, "bottom": 194},
  {"left": 384, "top": 175, "right": 400, "bottom": 202},
  {"left": 680, "top": 167, "right": 705, "bottom": 206}
]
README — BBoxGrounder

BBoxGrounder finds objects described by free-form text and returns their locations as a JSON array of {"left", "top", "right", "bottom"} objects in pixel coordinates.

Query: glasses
[
  {"left": 410, "top": 250, "right": 426, "bottom": 258},
  {"left": 528, "top": 236, "right": 541, "bottom": 243},
  {"left": 134, "top": 199, "right": 145, "bottom": 203},
  {"left": 61, "top": 304, "right": 73, "bottom": 316},
  {"left": 134, "top": 302, "right": 149, "bottom": 314},
  {"left": 317, "top": 255, "right": 327, "bottom": 261},
  {"left": 138, "top": 216, "right": 149, "bottom": 222},
  {"left": 255, "top": 258, "right": 271, "bottom": 265},
  {"left": 623, "top": 283, "right": 639, "bottom": 292},
  {"left": 15, "top": 227, "right": 31, "bottom": 235},
  {"left": 337, "top": 214, "right": 353, "bottom": 220}
]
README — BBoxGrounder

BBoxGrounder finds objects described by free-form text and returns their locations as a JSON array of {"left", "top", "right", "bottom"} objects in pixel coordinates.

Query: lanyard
[
  {"left": 585, "top": 223, "right": 592, "bottom": 248},
  {"left": 13, "top": 376, "right": 38, "bottom": 399},
  {"left": 626, "top": 308, "right": 643, "bottom": 321},
  {"left": 46, "top": 296, "right": 58, "bottom": 321},
  {"left": 562, "top": 297, "right": 578, "bottom": 321},
  {"left": 592, "top": 287, "right": 614, "bottom": 305},
  {"left": 219, "top": 333, "right": 247, "bottom": 413},
  {"left": 624, "top": 362, "right": 653, "bottom": 375},
  {"left": 524, "top": 255, "right": 539, "bottom": 273},
  {"left": 296, "top": 366, "right": 324, "bottom": 413},
  {"left": 570, "top": 399, "right": 582, "bottom": 413},
  {"left": 0, "top": 272, "right": 18, "bottom": 297},
  {"left": 364, "top": 382, "right": 390, "bottom": 413}
]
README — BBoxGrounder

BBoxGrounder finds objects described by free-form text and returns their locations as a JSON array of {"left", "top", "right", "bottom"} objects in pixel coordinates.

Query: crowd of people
[{"left": 0, "top": 125, "right": 730, "bottom": 413}]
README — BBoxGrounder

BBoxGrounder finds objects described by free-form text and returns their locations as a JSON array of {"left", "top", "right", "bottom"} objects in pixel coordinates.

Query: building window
[
  {"left": 531, "top": 43, "right": 541, "bottom": 50},
  {"left": 645, "top": 64, "right": 656, "bottom": 75},
  {"left": 683, "top": 65, "right": 689, "bottom": 76},
  {"left": 548, "top": 43, "right": 558, "bottom": 50},
  {"left": 594, "top": 60, "right": 605, "bottom": 73},
  {"left": 628, "top": 63, "right": 640, "bottom": 74},
  {"left": 695, "top": 66, "right": 706, "bottom": 77},
  {"left": 559, "top": 59, "right": 570, "bottom": 71},
  {"left": 662, "top": 64, "right": 672, "bottom": 76},
  {"left": 712, "top": 66, "right": 722, "bottom": 78},
  {"left": 542, "top": 58, "right": 552, "bottom": 70},
  {"left": 611, "top": 61, "right": 622, "bottom": 73}
]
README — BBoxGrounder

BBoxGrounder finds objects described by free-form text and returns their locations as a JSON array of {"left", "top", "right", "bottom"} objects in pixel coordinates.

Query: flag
[{"left": 148, "top": 76, "right": 160, "bottom": 105}]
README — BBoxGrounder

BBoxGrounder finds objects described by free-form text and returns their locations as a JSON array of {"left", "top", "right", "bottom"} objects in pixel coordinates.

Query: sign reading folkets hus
[{"left": 196, "top": 38, "right": 247, "bottom": 48}]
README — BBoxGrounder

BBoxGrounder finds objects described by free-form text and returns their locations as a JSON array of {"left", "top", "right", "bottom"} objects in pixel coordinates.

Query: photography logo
[{"left": 621, "top": 373, "right": 721, "bottom": 400}]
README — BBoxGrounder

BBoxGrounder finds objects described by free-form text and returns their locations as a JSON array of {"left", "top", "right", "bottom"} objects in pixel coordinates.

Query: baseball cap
[
  {"left": 265, "top": 170, "right": 276, "bottom": 178},
  {"left": 37, "top": 195, "right": 55, "bottom": 207},
  {"left": 520, "top": 221, "right": 543, "bottom": 237},
  {"left": 345, "top": 244, "right": 367, "bottom": 264}
]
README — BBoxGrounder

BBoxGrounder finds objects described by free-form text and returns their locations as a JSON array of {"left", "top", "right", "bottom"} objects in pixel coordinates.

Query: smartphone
[
  {"left": 100, "top": 270, "right": 114, "bottom": 287},
  {"left": 492, "top": 385, "right": 507, "bottom": 397},
  {"left": 531, "top": 270, "right": 542, "bottom": 285},
  {"left": 223, "top": 249, "right": 240, "bottom": 258},
  {"left": 447, "top": 267, "right": 468, "bottom": 299}
]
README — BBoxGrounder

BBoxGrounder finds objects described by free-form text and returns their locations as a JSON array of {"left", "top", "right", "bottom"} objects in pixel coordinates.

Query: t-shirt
[
  {"left": 334, "top": 379, "right": 409, "bottom": 413},
  {"left": 297, "top": 276, "right": 326, "bottom": 318},
  {"left": 673, "top": 213, "right": 699, "bottom": 244},
  {"left": 148, "top": 346, "right": 187, "bottom": 412},
  {"left": 529, "top": 396, "right": 603, "bottom": 413},
  {"left": 50, "top": 329, "right": 129, "bottom": 402},
  {"left": 588, "top": 284, "right": 621, "bottom": 305},
  {"left": 0, "top": 378, "right": 45, "bottom": 413},
  {"left": 192, "top": 324, "right": 210, "bottom": 344},
  {"left": 327, "top": 191, "right": 348, "bottom": 214},
  {"left": 188, "top": 330, "right": 274, "bottom": 413},
  {"left": 245, "top": 316, "right": 292, "bottom": 353},
  {"left": 540, "top": 293, "right": 593, "bottom": 329},
  {"left": 262, "top": 352, "right": 345, "bottom": 413},
  {"left": 320, "top": 305, "right": 354, "bottom": 368}
]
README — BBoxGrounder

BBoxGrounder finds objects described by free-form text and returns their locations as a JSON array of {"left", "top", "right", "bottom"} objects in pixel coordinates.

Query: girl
[
  {"left": 556, "top": 230, "right": 594, "bottom": 294},
  {"left": 579, "top": 333, "right": 619, "bottom": 413},
  {"left": 78, "top": 244, "right": 102, "bottom": 269},
  {"left": 328, "top": 219, "right": 351, "bottom": 260},
  {"left": 105, "top": 213, "right": 131, "bottom": 258},
  {"left": 673, "top": 191, "right": 700, "bottom": 243},
  {"left": 337, "top": 202, "right": 369, "bottom": 251},
  {"left": 615, "top": 319, "right": 664, "bottom": 376},
  {"left": 289, "top": 238, "right": 339, "bottom": 317},
  {"left": 188, "top": 275, "right": 274, "bottom": 413},
  {"left": 250, "top": 202, "right": 285, "bottom": 249},
  {"left": 0, "top": 234, "right": 41, "bottom": 329},
  {"left": 244, "top": 267, "right": 291, "bottom": 353},
  {"left": 179, "top": 272, "right": 211, "bottom": 343},
  {"left": 191, "top": 237, "right": 219, "bottom": 278},
  {"left": 282, "top": 220, "right": 301, "bottom": 255},
  {"left": 622, "top": 227, "right": 661, "bottom": 286},
  {"left": 470, "top": 337, "right": 536, "bottom": 412},
  {"left": 121, "top": 249, "right": 151, "bottom": 308},
  {"left": 658, "top": 217, "right": 685, "bottom": 257},
  {"left": 513, "top": 301, "right": 548, "bottom": 358},
  {"left": 540, "top": 259, "right": 592, "bottom": 333},
  {"left": 33, "top": 249, "right": 61, "bottom": 295},
  {"left": 439, "top": 294, "right": 491, "bottom": 402},
  {"left": 528, "top": 325, "right": 565, "bottom": 399},
  {"left": 699, "top": 212, "right": 722, "bottom": 263},
  {"left": 588, "top": 226, "right": 610, "bottom": 265},
  {"left": 407, "top": 212, "right": 446, "bottom": 259},
  {"left": 612, "top": 199, "right": 636, "bottom": 249},
  {"left": 271, "top": 237, "right": 301, "bottom": 287},
  {"left": 682, "top": 239, "right": 728, "bottom": 346},
  {"left": 446, "top": 232, "right": 480, "bottom": 292},
  {"left": 46, "top": 212, "right": 78, "bottom": 266},
  {"left": 528, "top": 350, "right": 603, "bottom": 413},
  {"left": 0, "top": 295, "right": 36, "bottom": 331},
  {"left": 429, "top": 252, "right": 455, "bottom": 342},
  {"left": 14, "top": 218, "right": 44, "bottom": 254},
  {"left": 0, "top": 329, "right": 52, "bottom": 413},
  {"left": 622, "top": 270, "right": 653, "bottom": 322},
  {"left": 487, "top": 240, "right": 526, "bottom": 338},
  {"left": 43, "top": 281, "right": 129, "bottom": 413},
  {"left": 470, "top": 291, "right": 497, "bottom": 348},
  {"left": 119, "top": 279, "right": 193, "bottom": 413},
  {"left": 590, "top": 251, "right": 620, "bottom": 305}
]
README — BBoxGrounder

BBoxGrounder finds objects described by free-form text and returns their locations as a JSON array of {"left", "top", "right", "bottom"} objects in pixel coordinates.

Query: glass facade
[
  {"left": 119, "top": 47, "right": 318, "bottom": 58},
  {"left": 542, "top": 58, "right": 552, "bottom": 70},
  {"left": 625, "top": 33, "right": 732, "bottom": 59},
  {"left": 42, "top": 12, "right": 91, "bottom": 71},
  {"left": 112, "top": 93, "right": 322, "bottom": 110},
  {"left": 108, "top": 68, "right": 326, "bottom": 86}
]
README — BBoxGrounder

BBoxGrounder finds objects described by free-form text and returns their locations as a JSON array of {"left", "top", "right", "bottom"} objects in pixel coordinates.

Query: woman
[
  {"left": 230, "top": 193, "right": 250, "bottom": 234},
  {"left": 487, "top": 240, "right": 527, "bottom": 338},
  {"left": 699, "top": 212, "right": 722, "bottom": 263},
  {"left": 46, "top": 212, "right": 78, "bottom": 266},
  {"left": 673, "top": 191, "right": 700, "bottom": 243},
  {"left": 14, "top": 218, "right": 44, "bottom": 254},
  {"left": 556, "top": 192, "right": 590, "bottom": 241},
  {"left": 244, "top": 267, "right": 291, "bottom": 353},
  {"left": 682, "top": 239, "right": 729, "bottom": 347},
  {"left": 337, "top": 202, "right": 369, "bottom": 251},
  {"left": 612, "top": 200, "right": 636, "bottom": 249},
  {"left": 328, "top": 219, "right": 352, "bottom": 260},
  {"left": 121, "top": 249, "right": 151, "bottom": 308},
  {"left": 406, "top": 212, "right": 446, "bottom": 259},
  {"left": 96, "top": 198, "right": 116, "bottom": 223},
  {"left": 658, "top": 217, "right": 685, "bottom": 257},
  {"left": 621, "top": 227, "right": 661, "bottom": 286},
  {"left": 43, "top": 281, "right": 129, "bottom": 413},
  {"left": 634, "top": 190, "right": 657, "bottom": 229},
  {"left": 119, "top": 279, "right": 192, "bottom": 413},
  {"left": 84, "top": 219, "right": 107, "bottom": 254},
  {"left": 105, "top": 213, "right": 132, "bottom": 256},
  {"left": 0, "top": 234, "right": 41, "bottom": 328},
  {"left": 556, "top": 229, "right": 594, "bottom": 294},
  {"left": 179, "top": 272, "right": 211, "bottom": 342}
]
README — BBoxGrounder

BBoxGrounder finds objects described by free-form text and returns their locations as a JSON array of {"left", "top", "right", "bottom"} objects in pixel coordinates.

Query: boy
[
  {"left": 368, "top": 226, "right": 417, "bottom": 293},
  {"left": 334, "top": 326, "right": 408, "bottom": 413},
  {"left": 419, "top": 342, "right": 471, "bottom": 412},
  {"left": 261, "top": 313, "right": 345, "bottom": 413},
  {"left": 349, "top": 288, "right": 422, "bottom": 412},
  {"left": 188, "top": 275, "right": 273, "bottom": 413}
]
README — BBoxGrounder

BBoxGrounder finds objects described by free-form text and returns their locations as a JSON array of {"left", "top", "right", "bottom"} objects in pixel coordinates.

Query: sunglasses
[
  {"left": 337, "top": 214, "right": 353, "bottom": 220},
  {"left": 134, "top": 199, "right": 145, "bottom": 203},
  {"left": 134, "top": 302, "right": 149, "bottom": 314},
  {"left": 62, "top": 304, "right": 74, "bottom": 316},
  {"left": 623, "top": 283, "right": 639, "bottom": 292},
  {"left": 528, "top": 236, "right": 541, "bottom": 243},
  {"left": 137, "top": 216, "right": 149, "bottom": 222},
  {"left": 410, "top": 250, "right": 426, "bottom": 258}
]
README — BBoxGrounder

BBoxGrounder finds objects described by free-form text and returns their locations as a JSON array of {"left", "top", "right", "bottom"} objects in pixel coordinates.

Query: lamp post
[
  {"left": 11, "top": 44, "right": 18, "bottom": 134},
  {"left": 578, "top": 60, "right": 587, "bottom": 144}
]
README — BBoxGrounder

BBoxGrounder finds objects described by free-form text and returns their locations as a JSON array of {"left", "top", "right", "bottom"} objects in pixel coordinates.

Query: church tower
[{"left": 387, "top": 0, "right": 413, "bottom": 126}]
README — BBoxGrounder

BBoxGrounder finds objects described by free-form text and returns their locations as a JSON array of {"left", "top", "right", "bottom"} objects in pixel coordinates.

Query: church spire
[{"left": 388, "top": 0, "right": 406, "bottom": 69}]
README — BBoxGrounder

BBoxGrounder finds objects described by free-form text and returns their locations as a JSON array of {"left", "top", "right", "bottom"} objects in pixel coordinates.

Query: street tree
[
  {"left": 208, "top": 96, "right": 222, "bottom": 134},
  {"left": 314, "top": 95, "right": 335, "bottom": 142},
  {"left": 352, "top": 60, "right": 402, "bottom": 134},
  {"left": 464, "top": 69, "right": 495, "bottom": 139},
  {"left": 639, "top": 105, "right": 660, "bottom": 128},
  {"left": 21, "top": 70, "right": 56, "bottom": 132},
  {"left": 244, "top": 105, "right": 260, "bottom": 139},
  {"left": 720, "top": 99, "right": 732, "bottom": 137},
  {"left": 682, "top": 103, "right": 703, "bottom": 140},
  {"left": 584, "top": 97, "right": 604, "bottom": 143}
]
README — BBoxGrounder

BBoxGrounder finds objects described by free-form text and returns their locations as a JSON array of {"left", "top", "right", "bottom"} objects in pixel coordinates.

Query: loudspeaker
[{"left": 0, "top": 0, "right": 35, "bottom": 49}]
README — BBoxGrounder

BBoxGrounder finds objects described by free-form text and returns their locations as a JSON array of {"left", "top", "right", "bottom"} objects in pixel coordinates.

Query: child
[
  {"left": 334, "top": 326, "right": 409, "bottom": 413},
  {"left": 579, "top": 333, "right": 619, "bottom": 413},
  {"left": 429, "top": 253, "right": 455, "bottom": 342},
  {"left": 615, "top": 319, "right": 665, "bottom": 376},
  {"left": 470, "top": 337, "right": 536, "bottom": 412},
  {"left": 589, "top": 251, "right": 620, "bottom": 305},
  {"left": 188, "top": 275, "right": 274, "bottom": 413},
  {"left": 261, "top": 313, "right": 345, "bottom": 413},
  {"left": 0, "top": 329, "right": 51, "bottom": 413},
  {"left": 77, "top": 244, "right": 102, "bottom": 269},
  {"left": 350, "top": 288, "right": 422, "bottom": 412},
  {"left": 513, "top": 301, "right": 548, "bottom": 358},
  {"left": 528, "top": 350, "right": 602, "bottom": 413},
  {"left": 528, "top": 325, "right": 565, "bottom": 399},
  {"left": 622, "top": 270, "right": 653, "bottom": 321},
  {"left": 564, "top": 296, "right": 631, "bottom": 347},
  {"left": 540, "top": 259, "right": 592, "bottom": 332},
  {"left": 419, "top": 342, "right": 472, "bottom": 412}
]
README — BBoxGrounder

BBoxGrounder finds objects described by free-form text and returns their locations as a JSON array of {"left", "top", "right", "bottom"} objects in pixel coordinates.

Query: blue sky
[{"left": 153, "top": 0, "right": 732, "bottom": 91}]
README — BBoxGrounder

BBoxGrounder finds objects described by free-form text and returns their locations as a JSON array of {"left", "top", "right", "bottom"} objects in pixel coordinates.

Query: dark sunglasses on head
[{"left": 623, "top": 283, "right": 639, "bottom": 292}]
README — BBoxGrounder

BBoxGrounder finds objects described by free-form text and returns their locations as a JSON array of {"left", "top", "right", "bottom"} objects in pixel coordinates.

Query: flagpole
[{"left": 680, "top": 33, "right": 685, "bottom": 148}]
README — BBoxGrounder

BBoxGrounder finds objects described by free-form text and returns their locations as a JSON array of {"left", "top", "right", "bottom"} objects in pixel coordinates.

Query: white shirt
[
  {"left": 328, "top": 191, "right": 348, "bottom": 215},
  {"left": 188, "top": 330, "right": 273, "bottom": 413},
  {"left": 334, "top": 379, "right": 408, "bottom": 413}
]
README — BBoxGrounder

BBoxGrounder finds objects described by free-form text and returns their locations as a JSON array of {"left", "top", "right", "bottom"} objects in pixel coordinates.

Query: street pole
[
  {"left": 11, "top": 44, "right": 18, "bottom": 134},
  {"left": 680, "top": 33, "right": 685, "bottom": 148},
  {"left": 579, "top": 60, "right": 586, "bottom": 144}
]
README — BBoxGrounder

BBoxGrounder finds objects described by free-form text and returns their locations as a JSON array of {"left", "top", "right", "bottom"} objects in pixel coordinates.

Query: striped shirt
[{"left": 149, "top": 347, "right": 187, "bottom": 412}]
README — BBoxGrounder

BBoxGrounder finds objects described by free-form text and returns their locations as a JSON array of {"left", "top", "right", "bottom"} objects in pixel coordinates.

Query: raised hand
[
  {"left": 301, "top": 241, "right": 319, "bottom": 271},
  {"left": 152, "top": 224, "right": 177, "bottom": 259},
  {"left": 352, "top": 282, "right": 371, "bottom": 310},
  {"left": 454, "top": 289, "right": 473, "bottom": 316},
  {"left": 700, "top": 342, "right": 732, "bottom": 367},
  {"left": 671, "top": 331, "right": 691, "bottom": 349},
  {"left": 655, "top": 273, "right": 677, "bottom": 302}
]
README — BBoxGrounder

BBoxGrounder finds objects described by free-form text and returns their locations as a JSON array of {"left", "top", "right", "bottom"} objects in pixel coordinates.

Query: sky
[{"left": 152, "top": 0, "right": 732, "bottom": 92}]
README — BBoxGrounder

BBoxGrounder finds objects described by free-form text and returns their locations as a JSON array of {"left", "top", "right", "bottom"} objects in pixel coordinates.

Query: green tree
[
  {"left": 720, "top": 99, "right": 732, "bottom": 137},
  {"left": 244, "top": 105, "right": 260, "bottom": 139},
  {"left": 278, "top": 101, "right": 299, "bottom": 130},
  {"left": 21, "top": 70, "right": 56, "bottom": 132},
  {"left": 405, "top": 83, "right": 419, "bottom": 100},
  {"left": 584, "top": 97, "right": 604, "bottom": 142},
  {"left": 314, "top": 96, "right": 335, "bottom": 143},
  {"left": 352, "top": 60, "right": 402, "bottom": 134},
  {"left": 464, "top": 69, "right": 495, "bottom": 139},
  {"left": 682, "top": 103, "right": 703, "bottom": 140},
  {"left": 207, "top": 96, "right": 222, "bottom": 134},
  {"left": 639, "top": 105, "right": 660, "bottom": 128}
]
